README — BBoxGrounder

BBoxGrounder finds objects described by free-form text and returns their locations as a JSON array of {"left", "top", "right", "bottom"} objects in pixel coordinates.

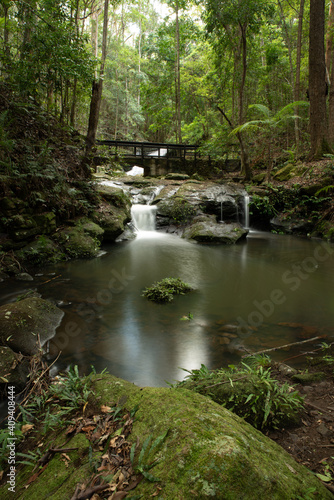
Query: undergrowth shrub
[{"left": 176, "top": 359, "right": 305, "bottom": 431}]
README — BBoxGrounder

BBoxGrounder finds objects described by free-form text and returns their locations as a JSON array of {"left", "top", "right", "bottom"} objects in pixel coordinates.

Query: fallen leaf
[
  {"left": 286, "top": 463, "right": 296, "bottom": 474},
  {"left": 21, "top": 424, "right": 34, "bottom": 434},
  {"left": 101, "top": 405, "right": 112, "bottom": 413}
]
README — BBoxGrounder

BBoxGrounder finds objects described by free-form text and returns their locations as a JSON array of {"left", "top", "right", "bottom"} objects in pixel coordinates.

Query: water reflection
[{"left": 1, "top": 232, "right": 334, "bottom": 386}]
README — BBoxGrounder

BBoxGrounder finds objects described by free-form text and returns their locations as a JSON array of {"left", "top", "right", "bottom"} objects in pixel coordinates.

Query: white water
[
  {"left": 244, "top": 195, "right": 250, "bottom": 229},
  {"left": 131, "top": 204, "right": 158, "bottom": 233}
]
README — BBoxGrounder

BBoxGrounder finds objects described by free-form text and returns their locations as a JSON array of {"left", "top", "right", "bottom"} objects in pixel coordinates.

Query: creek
[{"left": 2, "top": 200, "right": 334, "bottom": 387}]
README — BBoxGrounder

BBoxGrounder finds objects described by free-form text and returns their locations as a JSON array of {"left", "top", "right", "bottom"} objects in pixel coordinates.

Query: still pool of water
[{"left": 2, "top": 231, "right": 334, "bottom": 386}]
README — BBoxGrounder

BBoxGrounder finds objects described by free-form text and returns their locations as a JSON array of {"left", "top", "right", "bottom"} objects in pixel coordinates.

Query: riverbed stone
[
  {"left": 55, "top": 221, "right": 102, "bottom": 259},
  {"left": 92, "top": 201, "right": 131, "bottom": 241},
  {"left": 182, "top": 214, "right": 248, "bottom": 244},
  {"left": 0, "top": 297, "right": 64, "bottom": 355},
  {"left": 0, "top": 346, "right": 30, "bottom": 394},
  {"left": 16, "top": 235, "right": 64, "bottom": 265}
]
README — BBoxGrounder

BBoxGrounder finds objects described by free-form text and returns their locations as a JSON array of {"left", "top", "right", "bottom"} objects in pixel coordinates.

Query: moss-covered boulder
[
  {"left": 96, "top": 376, "right": 333, "bottom": 498},
  {"left": 10, "top": 374, "right": 332, "bottom": 499},
  {"left": 92, "top": 202, "right": 131, "bottom": 241},
  {"left": 16, "top": 236, "right": 64, "bottom": 266},
  {"left": 0, "top": 298, "right": 64, "bottom": 355},
  {"left": 273, "top": 163, "right": 308, "bottom": 181},
  {"left": 55, "top": 218, "right": 104, "bottom": 258},
  {"left": 96, "top": 184, "right": 131, "bottom": 209},
  {"left": 182, "top": 215, "right": 248, "bottom": 244}
]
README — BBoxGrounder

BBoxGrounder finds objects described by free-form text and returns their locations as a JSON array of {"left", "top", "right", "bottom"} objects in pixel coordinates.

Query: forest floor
[{"left": 266, "top": 348, "right": 334, "bottom": 496}]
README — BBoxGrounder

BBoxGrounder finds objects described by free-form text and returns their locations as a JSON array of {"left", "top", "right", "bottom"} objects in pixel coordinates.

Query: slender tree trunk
[
  {"left": 175, "top": 0, "right": 182, "bottom": 143},
  {"left": 86, "top": 0, "right": 109, "bottom": 156},
  {"left": 294, "top": 0, "right": 305, "bottom": 151},
  {"left": 326, "top": 0, "right": 334, "bottom": 145},
  {"left": 309, "top": 0, "right": 332, "bottom": 158},
  {"left": 238, "top": 23, "right": 251, "bottom": 180}
]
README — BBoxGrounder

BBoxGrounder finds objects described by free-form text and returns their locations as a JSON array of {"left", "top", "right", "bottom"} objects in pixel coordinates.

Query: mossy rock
[
  {"left": 12, "top": 433, "right": 93, "bottom": 500},
  {"left": 55, "top": 224, "right": 101, "bottom": 259},
  {"left": 96, "top": 184, "right": 131, "bottom": 209},
  {"left": 10, "top": 374, "right": 331, "bottom": 499},
  {"left": 0, "top": 298, "right": 64, "bottom": 355},
  {"left": 157, "top": 195, "right": 197, "bottom": 224},
  {"left": 165, "top": 172, "right": 190, "bottom": 180},
  {"left": 292, "top": 372, "right": 326, "bottom": 384},
  {"left": 182, "top": 215, "right": 248, "bottom": 244},
  {"left": 90, "top": 375, "right": 330, "bottom": 499},
  {"left": 0, "top": 346, "right": 30, "bottom": 394},
  {"left": 16, "top": 236, "right": 64, "bottom": 266},
  {"left": 92, "top": 202, "right": 131, "bottom": 241}
]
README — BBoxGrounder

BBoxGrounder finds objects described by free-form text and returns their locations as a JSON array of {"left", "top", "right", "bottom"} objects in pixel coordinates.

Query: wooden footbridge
[{"left": 96, "top": 139, "right": 240, "bottom": 177}]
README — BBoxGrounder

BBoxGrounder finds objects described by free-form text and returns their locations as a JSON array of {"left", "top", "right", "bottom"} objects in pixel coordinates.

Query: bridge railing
[{"left": 96, "top": 140, "right": 199, "bottom": 161}]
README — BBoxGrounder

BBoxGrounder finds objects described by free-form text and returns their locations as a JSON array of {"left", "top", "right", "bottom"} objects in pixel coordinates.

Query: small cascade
[
  {"left": 219, "top": 201, "right": 224, "bottom": 223},
  {"left": 131, "top": 204, "right": 157, "bottom": 233},
  {"left": 244, "top": 194, "right": 250, "bottom": 229}
]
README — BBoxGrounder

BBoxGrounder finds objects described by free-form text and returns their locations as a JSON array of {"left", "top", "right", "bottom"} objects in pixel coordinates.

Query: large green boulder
[
  {"left": 11, "top": 374, "right": 331, "bottom": 499},
  {"left": 97, "top": 376, "right": 334, "bottom": 498},
  {"left": 55, "top": 218, "right": 104, "bottom": 258},
  {"left": 0, "top": 298, "right": 64, "bottom": 355}
]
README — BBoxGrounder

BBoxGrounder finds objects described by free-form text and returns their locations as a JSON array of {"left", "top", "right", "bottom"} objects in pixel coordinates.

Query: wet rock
[
  {"left": 292, "top": 372, "right": 326, "bottom": 385},
  {"left": 15, "top": 272, "right": 34, "bottom": 281},
  {"left": 0, "top": 346, "right": 30, "bottom": 395},
  {"left": 270, "top": 215, "right": 314, "bottom": 235},
  {"left": 16, "top": 236, "right": 64, "bottom": 266},
  {"left": 165, "top": 173, "right": 190, "bottom": 180},
  {"left": 55, "top": 218, "right": 104, "bottom": 259},
  {"left": 92, "top": 202, "right": 131, "bottom": 242},
  {"left": 0, "top": 297, "right": 64, "bottom": 355},
  {"left": 182, "top": 215, "right": 248, "bottom": 244}
]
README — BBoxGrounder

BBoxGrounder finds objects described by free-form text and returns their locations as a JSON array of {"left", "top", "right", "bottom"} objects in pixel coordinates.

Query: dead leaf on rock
[
  {"left": 101, "top": 405, "right": 112, "bottom": 413},
  {"left": 21, "top": 424, "right": 34, "bottom": 434}
]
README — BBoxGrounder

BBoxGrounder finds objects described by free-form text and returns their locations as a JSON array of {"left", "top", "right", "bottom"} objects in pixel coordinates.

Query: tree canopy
[{"left": 1, "top": 0, "right": 334, "bottom": 170}]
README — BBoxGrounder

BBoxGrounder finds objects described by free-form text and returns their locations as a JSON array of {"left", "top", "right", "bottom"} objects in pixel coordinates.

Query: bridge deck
[{"left": 96, "top": 139, "right": 199, "bottom": 160}]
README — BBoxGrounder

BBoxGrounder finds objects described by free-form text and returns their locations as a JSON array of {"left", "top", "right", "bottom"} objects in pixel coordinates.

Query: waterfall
[
  {"left": 244, "top": 195, "right": 250, "bottom": 229},
  {"left": 219, "top": 201, "right": 223, "bottom": 223},
  {"left": 131, "top": 204, "right": 157, "bottom": 233}
]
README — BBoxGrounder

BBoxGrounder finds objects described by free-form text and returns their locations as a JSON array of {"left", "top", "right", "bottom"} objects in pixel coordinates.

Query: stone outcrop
[
  {"left": 182, "top": 214, "right": 248, "bottom": 244},
  {"left": 0, "top": 297, "right": 64, "bottom": 355},
  {"left": 14, "top": 374, "right": 332, "bottom": 499}
]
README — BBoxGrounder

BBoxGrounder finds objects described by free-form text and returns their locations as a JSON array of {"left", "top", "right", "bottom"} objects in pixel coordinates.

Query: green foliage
[
  {"left": 177, "top": 360, "right": 305, "bottom": 431},
  {"left": 249, "top": 195, "right": 277, "bottom": 218},
  {"left": 130, "top": 430, "right": 169, "bottom": 482},
  {"left": 0, "top": 365, "right": 93, "bottom": 468},
  {"left": 169, "top": 197, "right": 196, "bottom": 224},
  {"left": 142, "top": 277, "right": 193, "bottom": 303}
]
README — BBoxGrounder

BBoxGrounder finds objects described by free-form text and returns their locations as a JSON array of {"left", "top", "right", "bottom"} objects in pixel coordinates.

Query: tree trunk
[
  {"left": 294, "top": 0, "right": 305, "bottom": 151},
  {"left": 238, "top": 24, "right": 251, "bottom": 180},
  {"left": 175, "top": 0, "right": 182, "bottom": 143},
  {"left": 308, "top": 0, "right": 332, "bottom": 158},
  {"left": 326, "top": 0, "right": 334, "bottom": 145},
  {"left": 85, "top": 0, "right": 109, "bottom": 156}
]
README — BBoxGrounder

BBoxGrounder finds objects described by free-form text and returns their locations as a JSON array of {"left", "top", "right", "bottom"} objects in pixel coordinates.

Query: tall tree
[
  {"left": 205, "top": 0, "right": 274, "bottom": 178},
  {"left": 308, "top": 0, "right": 332, "bottom": 158},
  {"left": 86, "top": 0, "right": 110, "bottom": 155}
]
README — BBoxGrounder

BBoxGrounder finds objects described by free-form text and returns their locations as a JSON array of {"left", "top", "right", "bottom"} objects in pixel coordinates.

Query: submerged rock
[
  {"left": 0, "top": 297, "right": 64, "bottom": 355},
  {"left": 182, "top": 214, "right": 248, "bottom": 244}
]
